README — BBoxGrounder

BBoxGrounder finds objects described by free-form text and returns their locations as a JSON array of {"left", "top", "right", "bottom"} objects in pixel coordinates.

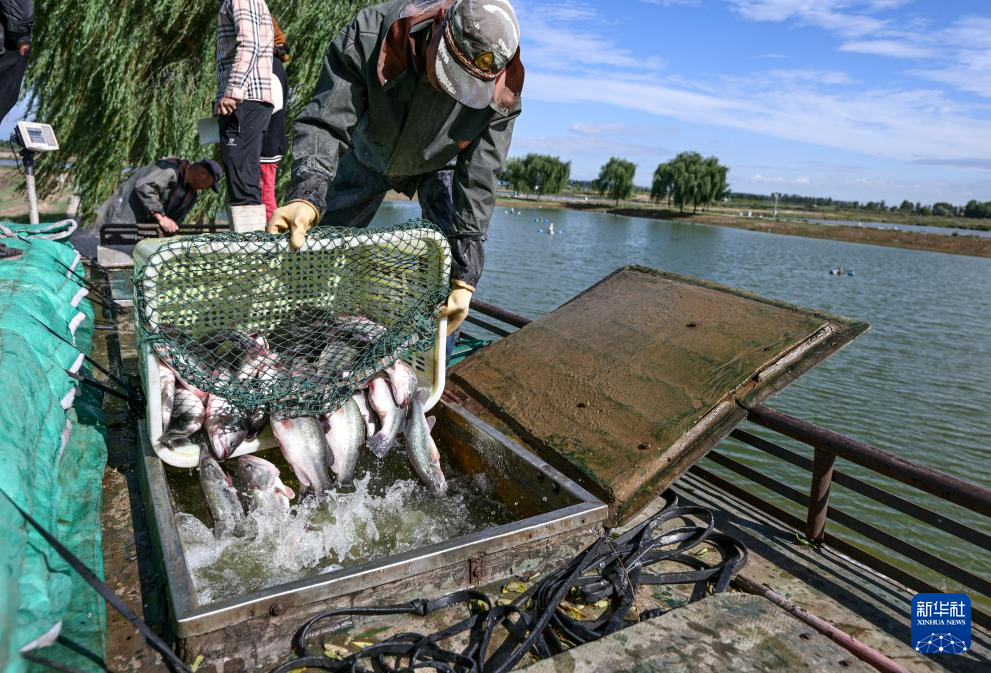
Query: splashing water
[{"left": 173, "top": 450, "right": 515, "bottom": 604}]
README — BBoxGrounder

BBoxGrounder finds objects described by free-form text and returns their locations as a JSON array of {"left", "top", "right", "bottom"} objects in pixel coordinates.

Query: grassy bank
[
  {"left": 609, "top": 207, "right": 991, "bottom": 258},
  {"left": 486, "top": 194, "right": 991, "bottom": 259}
]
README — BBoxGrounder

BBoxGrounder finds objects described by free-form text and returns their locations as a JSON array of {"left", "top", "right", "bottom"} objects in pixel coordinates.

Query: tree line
[
  {"left": 499, "top": 152, "right": 730, "bottom": 210},
  {"left": 500, "top": 153, "right": 990, "bottom": 219}
]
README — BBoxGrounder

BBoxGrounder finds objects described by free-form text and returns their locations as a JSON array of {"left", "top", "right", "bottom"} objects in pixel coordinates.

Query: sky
[
  {"left": 3, "top": 0, "right": 989, "bottom": 206},
  {"left": 509, "top": 0, "right": 991, "bottom": 205}
]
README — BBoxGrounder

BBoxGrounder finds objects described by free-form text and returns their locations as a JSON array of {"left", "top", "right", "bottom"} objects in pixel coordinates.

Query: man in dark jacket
[
  {"left": 267, "top": 0, "right": 523, "bottom": 337},
  {"left": 0, "top": 0, "right": 34, "bottom": 124},
  {"left": 93, "top": 158, "right": 224, "bottom": 233}
]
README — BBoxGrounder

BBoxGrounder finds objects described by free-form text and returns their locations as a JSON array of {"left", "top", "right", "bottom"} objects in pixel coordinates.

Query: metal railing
[
  {"left": 468, "top": 300, "right": 991, "bottom": 628},
  {"left": 696, "top": 406, "right": 991, "bottom": 628}
]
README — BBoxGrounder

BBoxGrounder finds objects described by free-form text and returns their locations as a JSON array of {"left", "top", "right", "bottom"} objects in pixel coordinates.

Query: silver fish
[
  {"left": 159, "top": 360, "right": 176, "bottom": 439},
  {"left": 352, "top": 391, "right": 377, "bottom": 439},
  {"left": 247, "top": 408, "right": 268, "bottom": 440},
  {"left": 271, "top": 415, "right": 334, "bottom": 496},
  {"left": 237, "top": 454, "right": 295, "bottom": 512},
  {"left": 332, "top": 315, "right": 389, "bottom": 343},
  {"left": 236, "top": 333, "right": 270, "bottom": 380},
  {"left": 403, "top": 390, "right": 447, "bottom": 495},
  {"left": 322, "top": 398, "right": 365, "bottom": 485},
  {"left": 198, "top": 444, "right": 245, "bottom": 537},
  {"left": 385, "top": 359, "right": 418, "bottom": 409},
  {"left": 161, "top": 387, "right": 205, "bottom": 446},
  {"left": 204, "top": 393, "right": 249, "bottom": 460},
  {"left": 314, "top": 341, "right": 359, "bottom": 380},
  {"left": 367, "top": 374, "right": 405, "bottom": 458}
]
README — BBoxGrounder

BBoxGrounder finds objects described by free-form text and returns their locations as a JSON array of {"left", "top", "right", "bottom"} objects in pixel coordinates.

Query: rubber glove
[
  {"left": 267, "top": 200, "right": 320, "bottom": 250},
  {"left": 437, "top": 279, "right": 475, "bottom": 336}
]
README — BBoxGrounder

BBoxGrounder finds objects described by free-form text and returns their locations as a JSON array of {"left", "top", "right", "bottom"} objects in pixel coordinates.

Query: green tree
[
  {"left": 932, "top": 202, "right": 956, "bottom": 217},
  {"left": 653, "top": 151, "right": 729, "bottom": 213},
  {"left": 651, "top": 162, "right": 675, "bottom": 206},
  {"left": 27, "top": 0, "right": 380, "bottom": 224},
  {"left": 500, "top": 154, "right": 570, "bottom": 198},
  {"left": 595, "top": 157, "right": 636, "bottom": 206}
]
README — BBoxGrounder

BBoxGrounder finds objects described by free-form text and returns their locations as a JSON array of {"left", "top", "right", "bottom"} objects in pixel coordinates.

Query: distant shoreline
[{"left": 478, "top": 195, "right": 991, "bottom": 259}]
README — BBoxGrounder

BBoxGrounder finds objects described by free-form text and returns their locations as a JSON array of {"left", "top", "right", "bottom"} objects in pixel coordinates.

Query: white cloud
[
  {"left": 728, "top": 0, "right": 898, "bottom": 37},
  {"left": 840, "top": 40, "right": 936, "bottom": 59},
  {"left": 525, "top": 71, "right": 991, "bottom": 167},
  {"left": 518, "top": 1, "right": 665, "bottom": 73}
]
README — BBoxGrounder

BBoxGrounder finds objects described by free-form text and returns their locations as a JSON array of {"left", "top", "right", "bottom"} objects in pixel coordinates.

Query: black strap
[{"left": 0, "top": 488, "right": 193, "bottom": 673}]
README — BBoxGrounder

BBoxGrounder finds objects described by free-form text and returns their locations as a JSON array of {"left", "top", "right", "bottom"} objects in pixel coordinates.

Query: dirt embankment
[{"left": 608, "top": 208, "right": 991, "bottom": 259}]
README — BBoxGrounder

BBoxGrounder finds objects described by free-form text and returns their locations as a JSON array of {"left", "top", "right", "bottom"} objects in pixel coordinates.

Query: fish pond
[{"left": 374, "top": 200, "right": 991, "bottom": 588}]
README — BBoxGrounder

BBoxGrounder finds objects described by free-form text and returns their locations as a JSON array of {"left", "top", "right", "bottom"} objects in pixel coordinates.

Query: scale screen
[{"left": 15, "top": 122, "right": 59, "bottom": 152}]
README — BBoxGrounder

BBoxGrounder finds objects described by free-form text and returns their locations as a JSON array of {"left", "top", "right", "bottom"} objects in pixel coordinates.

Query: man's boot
[{"left": 229, "top": 204, "right": 268, "bottom": 233}]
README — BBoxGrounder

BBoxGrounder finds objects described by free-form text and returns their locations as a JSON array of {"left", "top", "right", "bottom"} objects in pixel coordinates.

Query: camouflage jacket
[{"left": 288, "top": 0, "right": 524, "bottom": 284}]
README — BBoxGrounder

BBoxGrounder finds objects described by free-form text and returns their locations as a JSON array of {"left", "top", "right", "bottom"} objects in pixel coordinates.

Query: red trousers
[{"left": 260, "top": 163, "right": 278, "bottom": 221}]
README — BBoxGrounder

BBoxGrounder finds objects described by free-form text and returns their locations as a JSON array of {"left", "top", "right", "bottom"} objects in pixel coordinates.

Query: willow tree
[
  {"left": 26, "top": 0, "right": 378, "bottom": 225},
  {"left": 594, "top": 157, "right": 636, "bottom": 206},
  {"left": 501, "top": 154, "right": 570, "bottom": 198},
  {"left": 652, "top": 152, "right": 729, "bottom": 213}
]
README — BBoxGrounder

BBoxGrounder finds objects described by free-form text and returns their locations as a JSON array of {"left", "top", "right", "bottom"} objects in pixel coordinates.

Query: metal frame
[
  {"left": 137, "top": 400, "right": 607, "bottom": 639},
  {"left": 467, "top": 300, "right": 991, "bottom": 629},
  {"left": 100, "top": 223, "right": 230, "bottom": 246}
]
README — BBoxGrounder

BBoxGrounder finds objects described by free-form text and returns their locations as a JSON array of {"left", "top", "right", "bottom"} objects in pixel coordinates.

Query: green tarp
[{"left": 0, "top": 228, "right": 107, "bottom": 673}]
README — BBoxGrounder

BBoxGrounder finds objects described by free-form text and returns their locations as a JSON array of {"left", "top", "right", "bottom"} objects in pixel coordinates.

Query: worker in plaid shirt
[{"left": 215, "top": 0, "right": 274, "bottom": 232}]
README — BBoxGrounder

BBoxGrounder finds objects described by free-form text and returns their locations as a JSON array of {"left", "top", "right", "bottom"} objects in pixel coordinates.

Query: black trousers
[
  {"left": 219, "top": 100, "right": 272, "bottom": 206},
  {"left": 0, "top": 46, "right": 29, "bottom": 125}
]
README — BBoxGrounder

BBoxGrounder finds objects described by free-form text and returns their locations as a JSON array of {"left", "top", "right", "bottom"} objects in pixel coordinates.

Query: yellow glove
[
  {"left": 266, "top": 200, "right": 320, "bottom": 250},
  {"left": 437, "top": 279, "right": 475, "bottom": 336}
]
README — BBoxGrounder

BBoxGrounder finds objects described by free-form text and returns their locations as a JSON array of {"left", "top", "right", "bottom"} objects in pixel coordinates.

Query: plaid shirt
[{"left": 216, "top": 0, "right": 274, "bottom": 106}]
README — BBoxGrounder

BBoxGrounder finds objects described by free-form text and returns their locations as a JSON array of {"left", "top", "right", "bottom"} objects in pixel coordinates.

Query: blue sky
[
  {"left": 511, "top": 0, "right": 991, "bottom": 205},
  {"left": 3, "top": 0, "right": 988, "bottom": 205}
]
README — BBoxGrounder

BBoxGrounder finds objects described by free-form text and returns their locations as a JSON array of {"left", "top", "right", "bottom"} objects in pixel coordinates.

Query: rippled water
[
  {"left": 171, "top": 444, "right": 514, "bottom": 604},
  {"left": 376, "top": 201, "right": 991, "bottom": 586}
]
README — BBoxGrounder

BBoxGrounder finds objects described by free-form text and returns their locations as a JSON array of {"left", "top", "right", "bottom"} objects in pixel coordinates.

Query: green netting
[
  {"left": 0, "top": 234, "right": 106, "bottom": 673},
  {"left": 0, "top": 219, "right": 79, "bottom": 242},
  {"left": 133, "top": 219, "right": 451, "bottom": 419}
]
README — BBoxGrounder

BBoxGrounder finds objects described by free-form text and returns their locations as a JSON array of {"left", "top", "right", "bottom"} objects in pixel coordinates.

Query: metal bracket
[{"left": 468, "top": 554, "right": 486, "bottom": 585}]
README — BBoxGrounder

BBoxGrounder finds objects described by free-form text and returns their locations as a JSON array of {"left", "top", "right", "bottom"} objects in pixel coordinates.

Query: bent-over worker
[
  {"left": 267, "top": 0, "right": 524, "bottom": 338},
  {"left": 93, "top": 158, "right": 223, "bottom": 234}
]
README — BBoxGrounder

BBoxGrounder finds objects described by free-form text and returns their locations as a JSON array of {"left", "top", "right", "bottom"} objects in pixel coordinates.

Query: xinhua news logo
[{"left": 911, "top": 593, "right": 971, "bottom": 654}]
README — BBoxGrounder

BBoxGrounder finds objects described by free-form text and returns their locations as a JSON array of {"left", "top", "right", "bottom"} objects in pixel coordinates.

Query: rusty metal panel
[{"left": 452, "top": 265, "right": 868, "bottom": 525}]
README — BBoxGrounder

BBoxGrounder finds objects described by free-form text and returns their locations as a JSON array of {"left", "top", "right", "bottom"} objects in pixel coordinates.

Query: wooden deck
[{"left": 95, "top": 269, "right": 988, "bottom": 672}]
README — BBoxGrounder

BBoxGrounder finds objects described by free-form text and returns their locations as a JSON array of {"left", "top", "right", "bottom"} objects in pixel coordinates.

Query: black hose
[{"left": 275, "top": 494, "right": 747, "bottom": 673}]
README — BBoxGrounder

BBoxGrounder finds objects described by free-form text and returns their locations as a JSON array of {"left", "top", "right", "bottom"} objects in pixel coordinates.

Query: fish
[
  {"left": 351, "top": 391, "right": 377, "bottom": 439},
  {"left": 198, "top": 444, "right": 245, "bottom": 537},
  {"left": 247, "top": 408, "right": 268, "bottom": 440},
  {"left": 204, "top": 393, "right": 249, "bottom": 460},
  {"left": 236, "top": 333, "right": 270, "bottom": 380},
  {"left": 161, "top": 387, "right": 206, "bottom": 446},
  {"left": 159, "top": 360, "right": 176, "bottom": 438},
  {"left": 403, "top": 390, "right": 447, "bottom": 496},
  {"left": 237, "top": 454, "right": 295, "bottom": 512},
  {"left": 366, "top": 374, "right": 405, "bottom": 458},
  {"left": 314, "top": 341, "right": 359, "bottom": 380},
  {"left": 271, "top": 415, "right": 334, "bottom": 496},
  {"left": 321, "top": 398, "right": 365, "bottom": 485},
  {"left": 331, "top": 315, "right": 389, "bottom": 344},
  {"left": 156, "top": 327, "right": 221, "bottom": 383},
  {"left": 385, "top": 359, "right": 418, "bottom": 409}
]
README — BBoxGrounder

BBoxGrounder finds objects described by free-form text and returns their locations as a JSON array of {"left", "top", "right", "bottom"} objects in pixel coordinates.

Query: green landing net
[{"left": 132, "top": 220, "right": 451, "bottom": 418}]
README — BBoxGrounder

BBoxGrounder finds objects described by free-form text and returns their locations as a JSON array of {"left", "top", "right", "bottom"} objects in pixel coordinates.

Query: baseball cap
[
  {"left": 434, "top": 0, "right": 520, "bottom": 109},
  {"left": 196, "top": 159, "right": 224, "bottom": 193}
]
